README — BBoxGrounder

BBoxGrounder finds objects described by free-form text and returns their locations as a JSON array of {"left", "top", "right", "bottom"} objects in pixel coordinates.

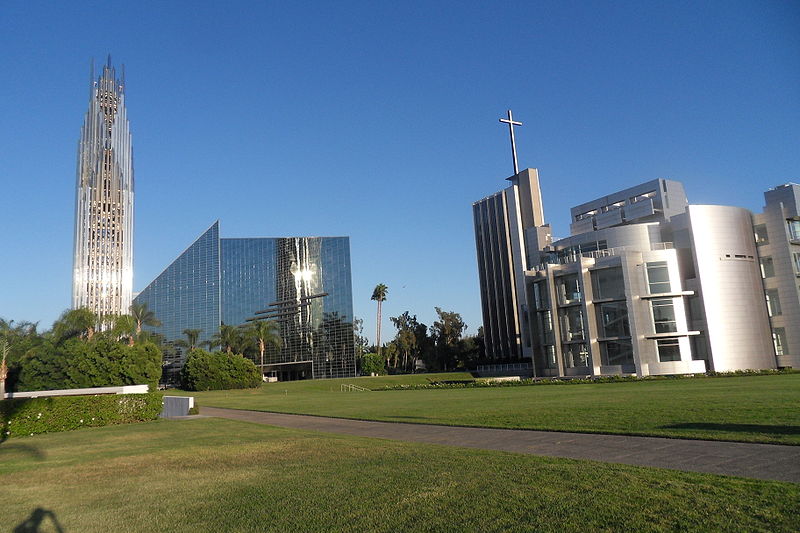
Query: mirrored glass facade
[
  {"left": 72, "top": 59, "right": 134, "bottom": 320},
  {"left": 133, "top": 222, "right": 221, "bottom": 347},
  {"left": 134, "top": 223, "right": 356, "bottom": 380}
]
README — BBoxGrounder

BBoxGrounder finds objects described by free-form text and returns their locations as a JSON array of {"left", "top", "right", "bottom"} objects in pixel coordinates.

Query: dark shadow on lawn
[
  {"left": 662, "top": 423, "right": 800, "bottom": 435},
  {"left": 13, "top": 508, "right": 64, "bottom": 533},
  {"left": 0, "top": 443, "right": 46, "bottom": 460}
]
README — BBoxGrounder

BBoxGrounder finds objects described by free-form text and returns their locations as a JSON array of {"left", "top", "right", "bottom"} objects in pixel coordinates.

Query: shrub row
[
  {"left": 180, "top": 349, "right": 262, "bottom": 391},
  {"left": 374, "top": 368, "right": 796, "bottom": 391},
  {"left": 0, "top": 393, "right": 163, "bottom": 439}
]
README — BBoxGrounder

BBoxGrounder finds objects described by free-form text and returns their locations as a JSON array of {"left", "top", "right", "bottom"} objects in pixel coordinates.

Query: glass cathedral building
[
  {"left": 133, "top": 222, "right": 356, "bottom": 381},
  {"left": 72, "top": 58, "right": 134, "bottom": 319}
]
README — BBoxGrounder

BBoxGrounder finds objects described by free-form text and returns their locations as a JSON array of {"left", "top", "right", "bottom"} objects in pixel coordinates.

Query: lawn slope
[
  {"left": 188, "top": 373, "right": 800, "bottom": 444},
  {"left": 1, "top": 418, "right": 798, "bottom": 532}
]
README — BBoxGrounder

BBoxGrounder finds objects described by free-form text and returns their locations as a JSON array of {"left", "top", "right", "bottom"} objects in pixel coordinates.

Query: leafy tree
[
  {"left": 248, "top": 320, "right": 282, "bottom": 368},
  {"left": 390, "top": 311, "right": 419, "bottom": 372},
  {"left": 130, "top": 302, "right": 162, "bottom": 335},
  {"left": 15, "top": 338, "right": 161, "bottom": 392},
  {"left": 371, "top": 284, "right": 388, "bottom": 357},
  {"left": 430, "top": 307, "right": 467, "bottom": 371},
  {"left": 180, "top": 349, "right": 261, "bottom": 391},
  {"left": 383, "top": 342, "right": 399, "bottom": 372},
  {"left": 352, "top": 317, "right": 369, "bottom": 360},
  {"left": 360, "top": 352, "right": 385, "bottom": 375}
]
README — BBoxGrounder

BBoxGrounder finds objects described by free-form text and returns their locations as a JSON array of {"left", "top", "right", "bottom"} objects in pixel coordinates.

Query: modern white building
[
  {"left": 474, "top": 171, "right": 799, "bottom": 376},
  {"left": 72, "top": 58, "right": 134, "bottom": 320}
]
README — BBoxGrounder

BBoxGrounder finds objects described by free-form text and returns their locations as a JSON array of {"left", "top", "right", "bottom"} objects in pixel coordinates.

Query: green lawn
[
  {"left": 1, "top": 418, "right": 798, "bottom": 532},
  {"left": 186, "top": 373, "right": 800, "bottom": 445}
]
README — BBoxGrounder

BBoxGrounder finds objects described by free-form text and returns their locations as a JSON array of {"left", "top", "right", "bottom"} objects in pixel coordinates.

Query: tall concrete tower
[{"left": 72, "top": 57, "right": 134, "bottom": 319}]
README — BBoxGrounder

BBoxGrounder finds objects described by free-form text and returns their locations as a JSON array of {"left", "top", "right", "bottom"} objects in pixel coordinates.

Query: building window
[
  {"left": 600, "top": 340, "right": 634, "bottom": 366},
  {"left": 760, "top": 256, "right": 775, "bottom": 279},
  {"left": 563, "top": 343, "right": 590, "bottom": 368},
  {"left": 651, "top": 298, "right": 678, "bottom": 333},
  {"left": 556, "top": 274, "right": 582, "bottom": 305},
  {"left": 753, "top": 224, "right": 769, "bottom": 245},
  {"left": 793, "top": 252, "right": 800, "bottom": 274},
  {"left": 533, "top": 281, "right": 549, "bottom": 310},
  {"left": 535, "top": 310, "right": 554, "bottom": 345},
  {"left": 765, "top": 289, "right": 782, "bottom": 317},
  {"left": 591, "top": 267, "right": 625, "bottom": 300},
  {"left": 772, "top": 328, "right": 786, "bottom": 356},
  {"left": 645, "top": 261, "right": 671, "bottom": 294},
  {"left": 544, "top": 345, "right": 557, "bottom": 369},
  {"left": 631, "top": 191, "right": 656, "bottom": 203},
  {"left": 788, "top": 220, "right": 800, "bottom": 241},
  {"left": 657, "top": 338, "right": 682, "bottom": 362},
  {"left": 597, "top": 301, "right": 630, "bottom": 337},
  {"left": 560, "top": 307, "right": 585, "bottom": 341}
]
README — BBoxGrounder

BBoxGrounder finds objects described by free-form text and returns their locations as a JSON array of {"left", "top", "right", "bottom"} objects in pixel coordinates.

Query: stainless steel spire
[{"left": 72, "top": 59, "right": 134, "bottom": 319}]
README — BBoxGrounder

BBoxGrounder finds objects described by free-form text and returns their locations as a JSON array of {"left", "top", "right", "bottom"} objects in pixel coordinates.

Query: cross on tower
[{"left": 499, "top": 109, "right": 523, "bottom": 175}]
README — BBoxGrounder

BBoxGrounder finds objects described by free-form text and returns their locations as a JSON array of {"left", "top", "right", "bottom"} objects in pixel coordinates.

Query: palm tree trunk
[{"left": 376, "top": 300, "right": 382, "bottom": 357}]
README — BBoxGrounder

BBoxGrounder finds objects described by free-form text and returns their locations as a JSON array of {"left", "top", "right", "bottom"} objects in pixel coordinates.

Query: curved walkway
[{"left": 200, "top": 407, "right": 800, "bottom": 483}]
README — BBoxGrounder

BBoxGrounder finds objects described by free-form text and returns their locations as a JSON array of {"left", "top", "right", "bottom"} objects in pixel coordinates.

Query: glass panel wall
[
  {"left": 657, "top": 338, "right": 681, "bottom": 362},
  {"left": 788, "top": 220, "right": 800, "bottom": 241},
  {"left": 533, "top": 281, "right": 549, "bottom": 310},
  {"left": 765, "top": 289, "right": 782, "bottom": 317},
  {"left": 651, "top": 298, "right": 678, "bottom": 333},
  {"left": 596, "top": 301, "right": 630, "bottom": 337},
  {"left": 560, "top": 307, "right": 585, "bottom": 341},
  {"left": 591, "top": 267, "right": 625, "bottom": 300},
  {"left": 760, "top": 257, "right": 775, "bottom": 278},
  {"left": 600, "top": 340, "right": 634, "bottom": 366},
  {"left": 753, "top": 224, "right": 769, "bottom": 245},
  {"left": 556, "top": 274, "right": 582, "bottom": 305},
  {"left": 645, "top": 261, "right": 671, "bottom": 294},
  {"left": 563, "top": 343, "right": 590, "bottom": 368},
  {"left": 773, "top": 328, "right": 786, "bottom": 356}
]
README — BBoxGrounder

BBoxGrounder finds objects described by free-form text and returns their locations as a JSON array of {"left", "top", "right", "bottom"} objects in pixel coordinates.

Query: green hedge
[
  {"left": 180, "top": 349, "right": 262, "bottom": 391},
  {"left": 0, "top": 393, "right": 162, "bottom": 439}
]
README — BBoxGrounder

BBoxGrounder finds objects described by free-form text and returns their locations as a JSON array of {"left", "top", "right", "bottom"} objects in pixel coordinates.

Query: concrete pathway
[{"left": 200, "top": 407, "right": 800, "bottom": 483}]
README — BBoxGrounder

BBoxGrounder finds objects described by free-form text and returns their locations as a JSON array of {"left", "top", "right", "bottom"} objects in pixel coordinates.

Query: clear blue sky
[{"left": 1, "top": 1, "right": 798, "bottom": 343}]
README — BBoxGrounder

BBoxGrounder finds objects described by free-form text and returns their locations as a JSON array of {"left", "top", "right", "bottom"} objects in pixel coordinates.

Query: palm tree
[
  {"left": 212, "top": 324, "right": 241, "bottom": 354},
  {"left": 130, "top": 302, "right": 161, "bottom": 336},
  {"left": 371, "top": 284, "right": 388, "bottom": 357},
  {"left": 53, "top": 308, "right": 98, "bottom": 342},
  {"left": 107, "top": 314, "right": 137, "bottom": 345},
  {"left": 248, "top": 320, "right": 282, "bottom": 369},
  {"left": 175, "top": 328, "right": 203, "bottom": 351}
]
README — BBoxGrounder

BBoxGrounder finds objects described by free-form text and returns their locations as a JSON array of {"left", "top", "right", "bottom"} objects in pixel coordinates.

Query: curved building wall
[{"left": 684, "top": 205, "right": 775, "bottom": 371}]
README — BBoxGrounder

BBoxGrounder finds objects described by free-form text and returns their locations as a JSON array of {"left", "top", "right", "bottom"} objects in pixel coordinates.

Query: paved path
[{"left": 200, "top": 407, "right": 800, "bottom": 483}]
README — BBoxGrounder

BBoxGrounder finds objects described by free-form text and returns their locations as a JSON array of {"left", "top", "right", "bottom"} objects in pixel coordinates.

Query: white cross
[{"left": 499, "top": 109, "right": 523, "bottom": 175}]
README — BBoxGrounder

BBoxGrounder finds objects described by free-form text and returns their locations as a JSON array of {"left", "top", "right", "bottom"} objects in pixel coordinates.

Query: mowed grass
[
  {"left": 187, "top": 373, "right": 800, "bottom": 445},
  {"left": 1, "top": 418, "right": 798, "bottom": 532}
]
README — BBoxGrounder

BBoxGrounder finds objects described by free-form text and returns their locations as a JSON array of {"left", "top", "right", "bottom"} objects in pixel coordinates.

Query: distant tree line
[{"left": 357, "top": 284, "right": 487, "bottom": 375}]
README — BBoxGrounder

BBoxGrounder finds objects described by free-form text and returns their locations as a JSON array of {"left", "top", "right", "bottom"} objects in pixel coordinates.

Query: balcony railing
[{"left": 532, "top": 242, "right": 674, "bottom": 271}]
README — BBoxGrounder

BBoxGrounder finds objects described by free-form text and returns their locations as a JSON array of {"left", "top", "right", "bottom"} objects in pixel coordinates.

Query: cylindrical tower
[{"left": 72, "top": 57, "right": 134, "bottom": 320}]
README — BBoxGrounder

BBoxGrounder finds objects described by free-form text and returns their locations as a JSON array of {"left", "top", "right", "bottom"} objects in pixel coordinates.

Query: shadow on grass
[
  {"left": 662, "top": 423, "right": 800, "bottom": 436},
  {"left": 13, "top": 508, "right": 64, "bottom": 533},
  {"left": 0, "top": 443, "right": 46, "bottom": 460}
]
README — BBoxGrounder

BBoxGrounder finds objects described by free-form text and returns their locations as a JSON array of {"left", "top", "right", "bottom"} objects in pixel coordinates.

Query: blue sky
[{"left": 1, "top": 1, "right": 798, "bottom": 342}]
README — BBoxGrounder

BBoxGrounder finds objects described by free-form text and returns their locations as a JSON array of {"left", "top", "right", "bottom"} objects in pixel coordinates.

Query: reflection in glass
[
  {"left": 651, "top": 298, "right": 677, "bottom": 333},
  {"left": 563, "top": 343, "right": 590, "bottom": 368}
]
